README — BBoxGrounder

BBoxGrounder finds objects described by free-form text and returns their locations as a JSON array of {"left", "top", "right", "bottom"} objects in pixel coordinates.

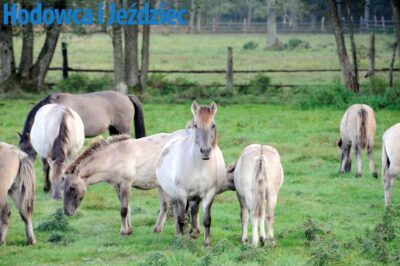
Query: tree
[
  {"left": 328, "top": 0, "right": 359, "bottom": 92},
  {"left": 112, "top": 0, "right": 127, "bottom": 94},
  {"left": 0, "top": 0, "right": 67, "bottom": 91},
  {"left": 392, "top": 0, "right": 400, "bottom": 56},
  {"left": 266, "top": 0, "right": 281, "bottom": 49}
]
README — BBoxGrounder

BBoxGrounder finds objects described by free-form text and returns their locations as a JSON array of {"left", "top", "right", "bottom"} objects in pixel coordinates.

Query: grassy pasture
[
  {"left": 0, "top": 97, "right": 399, "bottom": 265},
  {"left": 11, "top": 33, "right": 399, "bottom": 86}
]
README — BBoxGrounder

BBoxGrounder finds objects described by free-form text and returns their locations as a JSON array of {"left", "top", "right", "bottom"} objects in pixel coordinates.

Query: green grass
[
  {"left": 11, "top": 33, "right": 399, "bottom": 86},
  {"left": 0, "top": 96, "right": 399, "bottom": 265}
]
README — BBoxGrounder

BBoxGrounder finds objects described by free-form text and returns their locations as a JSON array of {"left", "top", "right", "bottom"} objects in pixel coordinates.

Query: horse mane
[
  {"left": 50, "top": 107, "right": 72, "bottom": 164},
  {"left": 197, "top": 106, "right": 218, "bottom": 147},
  {"left": 19, "top": 94, "right": 53, "bottom": 158},
  {"left": 66, "top": 134, "right": 131, "bottom": 175}
]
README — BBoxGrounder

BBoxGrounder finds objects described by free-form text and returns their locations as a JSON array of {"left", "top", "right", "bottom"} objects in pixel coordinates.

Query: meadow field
[
  {"left": 11, "top": 33, "right": 399, "bottom": 86},
  {"left": 0, "top": 96, "right": 399, "bottom": 265}
]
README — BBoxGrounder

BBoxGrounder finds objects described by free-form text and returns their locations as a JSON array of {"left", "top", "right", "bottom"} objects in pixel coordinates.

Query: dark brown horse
[{"left": 19, "top": 91, "right": 145, "bottom": 191}]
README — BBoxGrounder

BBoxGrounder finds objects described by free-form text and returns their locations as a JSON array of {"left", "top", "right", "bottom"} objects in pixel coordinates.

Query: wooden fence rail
[{"left": 52, "top": 43, "right": 399, "bottom": 88}]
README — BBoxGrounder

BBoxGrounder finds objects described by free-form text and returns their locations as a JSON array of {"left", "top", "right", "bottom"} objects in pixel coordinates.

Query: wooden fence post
[
  {"left": 389, "top": 42, "right": 397, "bottom": 87},
  {"left": 365, "top": 33, "right": 375, "bottom": 78},
  {"left": 62, "top": 42, "right": 69, "bottom": 79},
  {"left": 243, "top": 19, "right": 247, "bottom": 33},
  {"left": 321, "top": 17, "right": 325, "bottom": 32},
  {"left": 381, "top": 16, "right": 386, "bottom": 33},
  {"left": 226, "top": 47, "right": 233, "bottom": 90},
  {"left": 212, "top": 18, "right": 216, "bottom": 33}
]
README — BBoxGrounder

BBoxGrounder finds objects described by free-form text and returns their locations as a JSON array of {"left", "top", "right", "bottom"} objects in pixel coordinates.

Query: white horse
[
  {"left": 31, "top": 103, "right": 84, "bottom": 199},
  {"left": 230, "top": 144, "right": 284, "bottom": 246},
  {"left": 157, "top": 101, "right": 226, "bottom": 246},
  {"left": 382, "top": 123, "right": 400, "bottom": 206}
]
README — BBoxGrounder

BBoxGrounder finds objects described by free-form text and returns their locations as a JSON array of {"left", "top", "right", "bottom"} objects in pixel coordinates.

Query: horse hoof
[
  {"left": 43, "top": 186, "right": 50, "bottom": 193},
  {"left": 260, "top": 236, "right": 265, "bottom": 246},
  {"left": 153, "top": 227, "right": 161, "bottom": 234},
  {"left": 190, "top": 228, "right": 200, "bottom": 239},
  {"left": 355, "top": 173, "right": 361, "bottom": 178},
  {"left": 121, "top": 229, "right": 132, "bottom": 236},
  {"left": 267, "top": 238, "right": 276, "bottom": 248},
  {"left": 27, "top": 239, "right": 36, "bottom": 245},
  {"left": 204, "top": 240, "right": 211, "bottom": 247},
  {"left": 373, "top": 172, "right": 378, "bottom": 178}
]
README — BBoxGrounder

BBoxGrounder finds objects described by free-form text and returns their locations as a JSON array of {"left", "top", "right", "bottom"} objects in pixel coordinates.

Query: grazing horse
[
  {"left": 229, "top": 144, "right": 284, "bottom": 247},
  {"left": 157, "top": 101, "right": 226, "bottom": 246},
  {"left": 31, "top": 104, "right": 85, "bottom": 199},
  {"left": 338, "top": 104, "right": 377, "bottom": 178},
  {"left": 19, "top": 91, "right": 146, "bottom": 191},
  {"left": 382, "top": 123, "right": 400, "bottom": 206},
  {"left": 63, "top": 133, "right": 171, "bottom": 235},
  {"left": 0, "top": 143, "right": 36, "bottom": 245}
]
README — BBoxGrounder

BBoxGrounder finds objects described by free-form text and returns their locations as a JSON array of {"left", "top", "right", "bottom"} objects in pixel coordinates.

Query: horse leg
[
  {"left": 172, "top": 198, "right": 186, "bottom": 236},
  {"left": 355, "top": 145, "right": 362, "bottom": 178},
  {"left": 153, "top": 187, "right": 169, "bottom": 233},
  {"left": 42, "top": 158, "right": 51, "bottom": 192},
  {"left": 190, "top": 200, "right": 201, "bottom": 239},
  {"left": 238, "top": 196, "right": 249, "bottom": 243},
  {"left": 115, "top": 183, "right": 132, "bottom": 235},
  {"left": 367, "top": 145, "right": 378, "bottom": 178},
  {"left": 0, "top": 201, "right": 10, "bottom": 245},
  {"left": 259, "top": 200, "right": 267, "bottom": 246},
  {"left": 251, "top": 209, "right": 259, "bottom": 246},
  {"left": 344, "top": 144, "right": 352, "bottom": 172},
  {"left": 266, "top": 192, "right": 278, "bottom": 247},
  {"left": 10, "top": 191, "right": 36, "bottom": 245},
  {"left": 384, "top": 170, "right": 397, "bottom": 207},
  {"left": 202, "top": 195, "right": 214, "bottom": 247}
]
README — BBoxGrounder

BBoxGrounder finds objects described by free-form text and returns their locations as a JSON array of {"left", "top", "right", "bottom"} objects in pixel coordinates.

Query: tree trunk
[
  {"left": 310, "top": 15, "right": 317, "bottom": 32},
  {"left": 247, "top": 0, "right": 252, "bottom": 29},
  {"left": 29, "top": 24, "right": 62, "bottom": 91},
  {"left": 140, "top": 24, "right": 151, "bottom": 91},
  {"left": 266, "top": 0, "right": 280, "bottom": 49},
  {"left": 189, "top": 0, "right": 195, "bottom": 34},
  {"left": 125, "top": 0, "right": 140, "bottom": 88},
  {"left": 0, "top": 0, "right": 16, "bottom": 85},
  {"left": 112, "top": 0, "right": 127, "bottom": 94},
  {"left": 328, "top": 0, "right": 358, "bottom": 92},
  {"left": 344, "top": 0, "right": 359, "bottom": 92},
  {"left": 391, "top": 0, "right": 400, "bottom": 57},
  {"left": 18, "top": 1, "right": 34, "bottom": 79},
  {"left": 364, "top": 0, "right": 370, "bottom": 29},
  {"left": 366, "top": 33, "right": 375, "bottom": 78}
]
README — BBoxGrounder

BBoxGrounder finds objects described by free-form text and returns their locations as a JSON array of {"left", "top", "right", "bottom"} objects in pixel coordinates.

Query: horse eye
[
  {"left": 211, "top": 124, "right": 216, "bottom": 129},
  {"left": 193, "top": 124, "right": 198, "bottom": 128}
]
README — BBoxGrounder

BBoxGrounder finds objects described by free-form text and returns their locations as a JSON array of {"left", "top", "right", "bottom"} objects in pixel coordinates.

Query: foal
[
  {"left": 0, "top": 143, "right": 36, "bottom": 245},
  {"left": 338, "top": 104, "right": 377, "bottom": 178},
  {"left": 231, "top": 144, "right": 284, "bottom": 246},
  {"left": 63, "top": 134, "right": 171, "bottom": 235},
  {"left": 382, "top": 123, "right": 400, "bottom": 206}
]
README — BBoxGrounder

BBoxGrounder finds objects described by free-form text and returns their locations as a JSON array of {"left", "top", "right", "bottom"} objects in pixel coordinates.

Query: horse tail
[
  {"left": 20, "top": 94, "right": 53, "bottom": 159},
  {"left": 254, "top": 146, "right": 267, "bottom": 219},
  {"left": 51, "top": 108, "right": 70, "bottom": 164},
  {"left": 382, "top": 141, "right": 390, "bottom": 179},
  {"left": 128, "top": 95, "right": 146, "bottom": 138},
  {"left": 357, "top": 107, "right": 368, "bottom": 150},
  {"left": 18, "top": 152, "right": 36, "bottom": 216}
]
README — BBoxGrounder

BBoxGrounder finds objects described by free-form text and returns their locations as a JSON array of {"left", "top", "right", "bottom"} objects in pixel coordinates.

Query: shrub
[
  {"left": 139, "top": 252, "right": 168, "bottom": 266},
  {"left": 285, "top": 38, "right": 310, "bottom": 50},
  {"left": 53, "top": 74, "right": 112, "bottom": 93},
  {"left": 243, "top": 41, "right": 258, "bottom": 51},
  {"left": 37, "top": 209, "right": 69, "bottom": 232},
  {"left": 309, "top": 235, "right": 343, "bottom": 266},
  {"left": 304, "top": 218, "right": 325, "bottom": 242},
  {"left": 238, "top": 73, "right": 271, "bottom": 95}
]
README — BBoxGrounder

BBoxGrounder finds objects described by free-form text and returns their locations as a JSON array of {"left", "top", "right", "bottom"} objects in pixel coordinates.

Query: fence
[{"left": 49, "top": 42, "right": 399, "bottom": 88}]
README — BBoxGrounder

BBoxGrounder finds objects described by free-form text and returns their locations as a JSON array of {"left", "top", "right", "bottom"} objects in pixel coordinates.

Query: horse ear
[
  {"left": 209, "top": 101, "right": 217, "bottom": 114},
  {"left": 191, "top": 101, "right": 199, "bottom": 116}
]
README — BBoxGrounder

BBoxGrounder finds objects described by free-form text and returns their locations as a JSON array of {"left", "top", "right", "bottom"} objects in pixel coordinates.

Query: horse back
[{"left": 0, "top": 143, "right": 23, "bottom": 192}]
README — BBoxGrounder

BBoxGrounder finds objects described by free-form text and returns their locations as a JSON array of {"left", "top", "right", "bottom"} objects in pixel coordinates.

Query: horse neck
[{"left": 79, "top": 154, "right": 108, "bottom": 186}]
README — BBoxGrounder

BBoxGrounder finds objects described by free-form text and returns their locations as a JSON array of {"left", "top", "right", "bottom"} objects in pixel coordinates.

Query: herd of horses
[{"left": 0, "top": 91, "right": 398, "bottom": 248}]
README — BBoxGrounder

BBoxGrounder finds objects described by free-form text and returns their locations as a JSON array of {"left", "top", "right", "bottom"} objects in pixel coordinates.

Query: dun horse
[
  {"left": 338, "top": 104, "right": 377, "bottom": 178},
  {"left": 382, "top": 123, "right": 400, "bottom": 206},
  {"left": 31, "top": 104, "right": 85, "bottom": 199},
  {"left": 229, "top": 144, "right": 284, "bottom": 246},
  {"left": 0, "top": 143, "right": 36, "bottom": 245},
  {"left": 63, "top": 134, "right": 171, "bottom": 235},
  {"left": 157, "top": 101, "right": 226, "bottom": 246},
  {"left": 19, "top": 91, "right": 145, "bottom": 191}
]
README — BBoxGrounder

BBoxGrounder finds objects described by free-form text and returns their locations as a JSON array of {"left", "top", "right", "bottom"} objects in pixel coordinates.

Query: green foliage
[
  {"left": 309, "top": 235, "right": 343, "bottom": 266},
  {"left": 53, "top": 74, "right": 112, "bottom": 93},
  {"left": 139, "top": 252, "right": 168, "bottom": 266},
  {"left": 242, "top": 41, "right": 258, "bottom": 51},
  {"left": 36, "top": 209, "right": 69, "bottom": 232},
  {"left": 238, "top": 73, "right": 271, "bottom": 95},
  {"left": 47, "top": 232, "right": 74, "bottom": 245},
  {"left": 285, "top": 38, "right": 310, "bottom": 50},
  {"left": 304, "top": 218, "right": 325, "bottom": 242},
  {"left": 359, "top": 208, "right": 397, "bottom": 264},
  {"left": 235, "top": 243, "right": 270, "bottom": 264}
]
